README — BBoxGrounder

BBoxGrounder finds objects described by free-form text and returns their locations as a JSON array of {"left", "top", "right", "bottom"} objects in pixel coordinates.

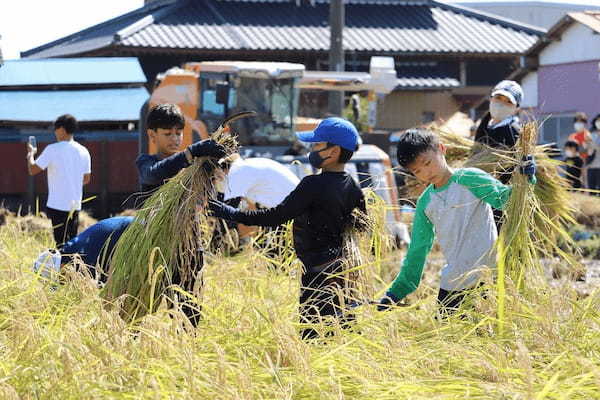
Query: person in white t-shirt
[
  {"left": 214, "top": 154, "right": 300, "bottom": 256},
  {"left": 27, "top": 114, "right": 91, "bottom": 245},
  {"left": 217, "top": 154, "right": 300, "bottom": 209}
]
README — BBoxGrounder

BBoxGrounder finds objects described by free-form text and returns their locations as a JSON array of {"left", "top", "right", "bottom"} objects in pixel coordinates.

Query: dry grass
[
  {"left": 2, "top": 207, "right": 600, "bottom": 398},
  {"left": 572, "top": 192, "right": 600, "bottom": 230}
]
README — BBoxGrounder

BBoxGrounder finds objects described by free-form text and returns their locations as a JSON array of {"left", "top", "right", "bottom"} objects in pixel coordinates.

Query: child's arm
[
  {"left": 210, "top": 177, "right": 315, "bottom": 227},
  {"left": 454, "top": 167, "right": 516, "bottom": 210},
  {"left": 384, "top": 193, "right": 435, "bottom": 301},
  {"left": 137, "top": 140, "right": 226, "bottom": 186},
  {"left": 136, "top": 152, "right": 191, "bottom": 186}
]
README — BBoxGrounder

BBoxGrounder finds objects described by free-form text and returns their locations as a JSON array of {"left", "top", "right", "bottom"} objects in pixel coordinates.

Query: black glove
[
  {"left": 519, "top": 155, "right": 536, "bottom": 181},
  {"left": 188, "top": 139, "right": 227, "bottom": 159},
  {"left": 202, "top": 161, "right": 216, "bottom": 174},
  {"left": 376, "top": 291, "right": 401, "bottom": 312},
  {"left": 208, "top": 199, "right": 238, "bottom": 221}
]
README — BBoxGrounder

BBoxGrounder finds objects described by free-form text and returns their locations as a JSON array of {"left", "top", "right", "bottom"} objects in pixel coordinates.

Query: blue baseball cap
[
  {"left": 491, "top": 80, "right": 524, "bottom": 106},
  {"left": 296, "top": 117, "right": 362, "bottom": 151}
]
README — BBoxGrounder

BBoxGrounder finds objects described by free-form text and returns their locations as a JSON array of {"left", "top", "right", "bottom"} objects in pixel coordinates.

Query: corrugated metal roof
[
  {"left": 23, "top": 0, "right": 543, "bottom": 59},
  {"left": 0, "top": 58, "right": 146, "bottom": 87},
  {"left": 395, "top": 72, "right": 460, "bottom": 89},
  {"left": 0, "top": 87, "right": 149, "bottom": 122}
]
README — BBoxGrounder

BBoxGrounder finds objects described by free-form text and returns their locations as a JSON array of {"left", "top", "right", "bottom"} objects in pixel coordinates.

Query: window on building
[{"left": 539, "top": 114, "right": 575, "bottom": 146}]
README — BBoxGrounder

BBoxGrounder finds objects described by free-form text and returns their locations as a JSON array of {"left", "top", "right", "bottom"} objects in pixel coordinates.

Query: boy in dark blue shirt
[
  {"left": 33, "top": 216, "right": 134, "bottom": 284},
  {"left": 136, "top": 104, "right": 226, "bottom": 194},
  {"left": 136, "top": 104, "right": 226, "bottom": 326},
  {"left": 210, "top": 118, "right": 366, "bottom": 339}
]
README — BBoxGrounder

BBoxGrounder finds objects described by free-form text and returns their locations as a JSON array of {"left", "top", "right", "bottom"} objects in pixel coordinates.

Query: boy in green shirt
[{"left": 378, "top": 128, "right": 536, "bottom": 315}]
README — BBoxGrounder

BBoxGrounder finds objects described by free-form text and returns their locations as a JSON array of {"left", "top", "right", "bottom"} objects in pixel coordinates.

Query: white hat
[
  {"left": 33, "top": 250, "right": 62, "bottom": 279},
  {"left": 491, "top": 80, "right": 524, "bottom": 106}
]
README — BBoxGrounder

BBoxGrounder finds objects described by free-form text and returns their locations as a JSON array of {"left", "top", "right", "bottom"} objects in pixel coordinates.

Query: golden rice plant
[
  {"left": 4, "top": 191, "right": 600, "bottom": 398},
  {"left": 102, "top": 127, "right": 238, "bottom": 322},
  {"left": 494, "top": 122, "right": 580, "bottom": 333}
]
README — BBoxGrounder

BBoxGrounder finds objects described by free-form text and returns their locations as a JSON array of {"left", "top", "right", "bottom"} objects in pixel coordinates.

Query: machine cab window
[{"left": 199, "top": 74, "right": 237, "bottom": 132}]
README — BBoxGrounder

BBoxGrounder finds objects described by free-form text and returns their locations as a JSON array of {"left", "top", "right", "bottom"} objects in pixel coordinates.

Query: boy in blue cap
[{"left": 210, "top": 117, "right": 366, "bottom": 339}]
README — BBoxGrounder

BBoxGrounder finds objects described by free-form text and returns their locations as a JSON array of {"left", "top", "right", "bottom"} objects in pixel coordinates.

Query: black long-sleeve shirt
[
  {"left": 564, "top": 156, "right": 583, "bottom": 188},
  {"left": 224, "top": 171, "right": 366, "bottom": 267},
  {"left": 136, "top": 152, "right": 190, "bottom": 193},
  {"left": 475, "top": 112, "right": 521, "bottom": 149}
]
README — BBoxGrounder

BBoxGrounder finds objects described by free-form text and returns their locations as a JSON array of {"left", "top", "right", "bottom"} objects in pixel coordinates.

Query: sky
[
  {"left": 1, "top": 0, "right": 598, "bottom": 60},
  {"left": 0, "top": 0, "right": 144, "bottom": 60}
]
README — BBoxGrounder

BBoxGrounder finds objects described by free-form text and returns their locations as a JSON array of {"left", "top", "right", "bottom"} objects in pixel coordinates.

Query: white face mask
[
  {"left": 565, "top": 150, "right": 576, "bottom": 158},
  {"left": 489, "top": 101, "right": 517, "bottom": 122},
  {"left": 595, "top": 121, "right": 600, "bottom": 131},
  {"left": 574, "top": 122, "right": 586, "bottom": 132}
]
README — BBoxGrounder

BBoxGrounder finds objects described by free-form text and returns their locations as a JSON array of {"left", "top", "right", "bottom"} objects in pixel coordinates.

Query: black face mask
[{"left": 308, "top": 144, "right": 335, "bottom": 169}]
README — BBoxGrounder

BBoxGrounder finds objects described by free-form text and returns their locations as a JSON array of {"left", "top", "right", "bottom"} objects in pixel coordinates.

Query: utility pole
[{"left": 328, "top": 0, "right": 345, "bottom": 116}]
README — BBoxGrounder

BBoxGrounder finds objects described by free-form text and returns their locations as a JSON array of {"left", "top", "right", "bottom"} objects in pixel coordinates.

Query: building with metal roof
[
  {"left": 509, "top": 11, "right": 600, "bottom": 146},
  {"left": 0, "top": 58, "right": 146, "bottom": 88},
  {"left": 22, "top": 0, "right": 543, "bottom": 76},
  {"left": 20, "top": 0, "right": 544, "bottom": 132},
  {"left": 0, "top": 57, "right": 149, "bottom": 217},
  {"left": 0, "top": 58, "right": 148, "bottom": 124}
]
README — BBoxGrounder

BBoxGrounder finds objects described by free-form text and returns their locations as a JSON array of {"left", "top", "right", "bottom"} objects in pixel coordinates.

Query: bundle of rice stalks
[
  {"left": 399, "top": 125, "right": 580, "bottom": 331},
  {"left": 405, "top": 128, "right": 577, "bottom": 244},
  {"left": 102, "top": 125, "right": 239, "bottom": 322},
  {"left": 495, "top": 122, "right": 580, "bottom": 333},
  {"left": 340, "top": 190, "right": 393, "bottom": 305}
]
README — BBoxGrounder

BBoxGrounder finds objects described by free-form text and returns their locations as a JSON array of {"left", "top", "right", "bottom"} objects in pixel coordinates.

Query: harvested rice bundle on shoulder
[{"left": 102, "top": 114, "right": 240, "bottom": 324}]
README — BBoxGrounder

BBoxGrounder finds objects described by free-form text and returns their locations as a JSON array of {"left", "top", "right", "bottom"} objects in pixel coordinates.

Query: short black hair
[
  {"left": 54, "top": 114, "right": 77, "bottom": 134},
  {"left": 574, "top": 112, "right": 588, "bottom": 123},
  {"left": 395, "top": 128, "right": 440, "bottom": 168},
  {"left": 327, "top": 143, "right": 355, "bottom": 163},
  {"left": 147, "top": 104, "right": 185, "bottom": 130},
  {"left": 564, "top": 140, "right": 579, "bottom": 151}
]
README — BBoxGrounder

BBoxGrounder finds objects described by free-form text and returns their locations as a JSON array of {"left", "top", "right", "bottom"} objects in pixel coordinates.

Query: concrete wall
[
  {"left": 520, "top": 71, "right": 538, "bottom": 108},
  {"left": 540, "top": 22, "right": 600, "bottom": 65},
  {"left": 537, "top": 60, "right": 600, "bottom": 119},
  {"left": 376, "top": 90, "right": 460, "bottom": 131}
]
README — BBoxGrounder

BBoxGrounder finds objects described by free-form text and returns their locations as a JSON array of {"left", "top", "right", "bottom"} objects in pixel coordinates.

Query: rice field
[{"left": 2, "top": 205, "right": 600, "bottom": 399}]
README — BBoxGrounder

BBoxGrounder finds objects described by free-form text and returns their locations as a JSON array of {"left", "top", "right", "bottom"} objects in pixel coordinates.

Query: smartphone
[{"left": 28, "top": 136, "right": 37, "bottom": 152}]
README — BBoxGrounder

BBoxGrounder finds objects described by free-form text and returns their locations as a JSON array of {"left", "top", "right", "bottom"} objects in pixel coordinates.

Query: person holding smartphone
[{"left": 27, "top": 114, "right": 91, "bottom": 246}]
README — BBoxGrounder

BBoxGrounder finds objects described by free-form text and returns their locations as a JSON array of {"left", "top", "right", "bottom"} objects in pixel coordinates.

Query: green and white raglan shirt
[{"left": 389, "top": 168, "right": 513, "bottom": 299}]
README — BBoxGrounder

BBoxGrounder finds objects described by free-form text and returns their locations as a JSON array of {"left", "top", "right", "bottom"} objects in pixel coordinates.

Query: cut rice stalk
[{"left": 102, "top": 126, "right": 239, "bottom": 322}]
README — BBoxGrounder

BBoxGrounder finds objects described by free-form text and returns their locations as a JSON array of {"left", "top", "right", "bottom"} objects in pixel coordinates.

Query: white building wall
[
  {"left": 520, "top": 71, "right": 538, "bottom": 108},
  {"left": 540, "top": 23, "right": 600, "bottom": 65}
]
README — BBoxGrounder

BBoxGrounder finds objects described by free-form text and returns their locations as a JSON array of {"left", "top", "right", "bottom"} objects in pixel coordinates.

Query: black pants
[
  {"left": 437, "top": 284, "right": 483, "bottom": 318},
  {"left": 170, "top": 250, "right": 204, "bottom": 328},
  {"left": 47, "top": 207, "right": 79, "bottom": 247},
  {"left": 299, "top": 259, "right": 355, "bottom": 340},
  {"left": 588, "top": 168, "right": 600, "bottom": 193}
]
